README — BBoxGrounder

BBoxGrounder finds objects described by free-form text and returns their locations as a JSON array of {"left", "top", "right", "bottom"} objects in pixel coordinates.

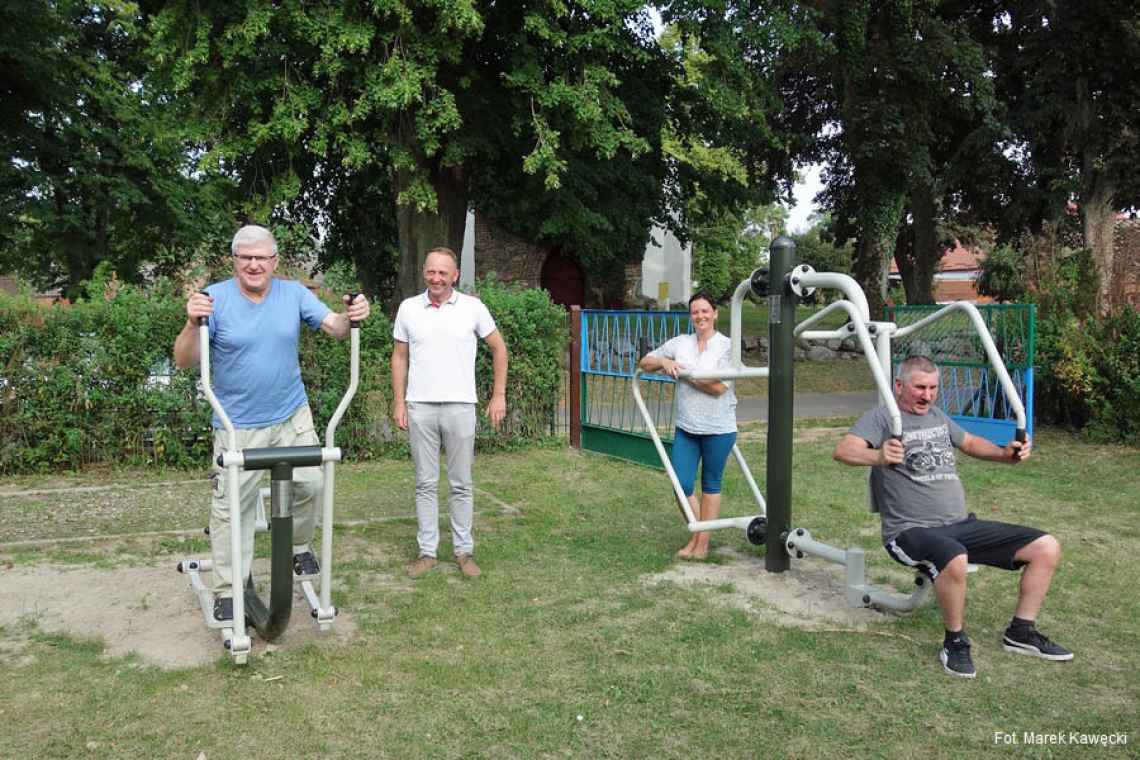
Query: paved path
[
  {"left": 735, "top": 391, "right": 880, "bottom": 423},
  {"left": 578, "top": 390, "right": 881, "bottom": 429}
]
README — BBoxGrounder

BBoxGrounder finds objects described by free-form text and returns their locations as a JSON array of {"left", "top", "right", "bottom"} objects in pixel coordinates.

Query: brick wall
[
  {"left": 473, "top": 214, "right": 549, "bottom": 289},
  {"left": 1113, "top": 218, "right": 1140, "bottom": 308},
  {"left": 934, "top": 278, "right": 992, "bottom": 304},
  {"left": 472, "top": 213, "right": 629, "bottom": 307}
]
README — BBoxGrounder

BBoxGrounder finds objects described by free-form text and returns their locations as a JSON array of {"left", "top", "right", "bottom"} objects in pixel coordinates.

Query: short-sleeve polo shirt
[{"left": 392, "top": 290, "right": 497, "bottom": 403}]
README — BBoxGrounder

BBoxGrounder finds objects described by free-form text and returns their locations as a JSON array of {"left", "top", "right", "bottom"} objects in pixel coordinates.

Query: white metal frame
[
  {"left": 632, "top": 265, "right": 1027, "bottom": 611},
  {"left": 631, "top": 278, "right": 768, "bottom": 538},
  {"left": 178, "top": 318, "right": 360, "bottom": 662}
]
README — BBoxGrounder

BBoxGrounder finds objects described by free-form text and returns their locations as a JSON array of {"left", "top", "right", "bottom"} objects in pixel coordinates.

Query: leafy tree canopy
[
  {"left": 0, "top": 0, "right": 231, "bottom": 299},
  {"left": 145, "top": 1, "right": 774, "bottom": 302}
]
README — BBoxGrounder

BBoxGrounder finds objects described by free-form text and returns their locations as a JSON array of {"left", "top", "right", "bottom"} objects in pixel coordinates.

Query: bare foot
[
  {"left": 676, "top": 538, "right": 700, "bottom": 559},
  {"left": 687, "top": 536, "right": 711, "bottom": 561}
]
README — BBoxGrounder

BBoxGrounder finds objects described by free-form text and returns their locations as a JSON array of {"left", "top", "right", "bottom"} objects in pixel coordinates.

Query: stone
[{"left": 807, "top": 345, "right": 837, "bottom": 362}]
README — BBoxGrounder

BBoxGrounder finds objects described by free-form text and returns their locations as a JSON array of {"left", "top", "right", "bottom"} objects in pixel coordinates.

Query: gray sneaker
[
  {"left": 408, "top": 555, "right": 440, "bottom": 579},
  {"left": 213, "top": 596, "right": 233, "bottom": 622},
  {"left": 940, "top": 635, "right": 977, "bottom": 678},
  {"left": 1003, "top": 627, "right": 1073, "bottom": 661},
  {"left": 292, "top": 551, "right": 320, "bottom": 577}
]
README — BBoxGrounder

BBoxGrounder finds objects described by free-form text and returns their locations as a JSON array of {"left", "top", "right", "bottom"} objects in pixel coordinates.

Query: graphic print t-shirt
[{"left": 850, "top": 405, "right": 967, "bottom": 543}]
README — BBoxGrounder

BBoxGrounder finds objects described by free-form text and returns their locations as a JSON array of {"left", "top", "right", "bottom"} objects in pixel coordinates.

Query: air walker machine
[{"left": 176, "top": 296, "right": 360, "bottom": 664}]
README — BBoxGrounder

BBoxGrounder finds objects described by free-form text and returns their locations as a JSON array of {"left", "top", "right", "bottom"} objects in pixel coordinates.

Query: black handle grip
[
  {"left": 197, "top": 290, "right": 209, "bottom": 326},
  {"left": 346, "top": 292, "right": 361, "bottom": 328},
  {"left": 1013, "top": 428, "right": 1027, "bottom": 461}
]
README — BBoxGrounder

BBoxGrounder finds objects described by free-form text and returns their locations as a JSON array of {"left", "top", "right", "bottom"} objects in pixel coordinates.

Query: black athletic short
[{"left": 885, "top": 514, "right": 1047, "bottom": 581}]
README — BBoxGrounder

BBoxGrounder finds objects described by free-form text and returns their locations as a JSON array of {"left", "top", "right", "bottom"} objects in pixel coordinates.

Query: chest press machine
[
  {"left": 176, "top": 296, "right": 360, "bottom": 664},
  {"left": 633, "top": 238, "right": 1026, "bottom": 611}
]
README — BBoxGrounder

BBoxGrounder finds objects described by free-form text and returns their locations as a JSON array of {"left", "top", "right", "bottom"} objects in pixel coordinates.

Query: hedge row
[
  {"left": 1036, "top": 306, "right": 1140, "bottom": 445},
  {"left": 0, "top": 277, "right": 567, "bottom": 474}
]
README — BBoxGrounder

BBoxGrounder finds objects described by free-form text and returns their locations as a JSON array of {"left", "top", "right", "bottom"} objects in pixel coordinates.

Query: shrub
[
  {"left": 0, "top": 276, "right": 205, "bottom": 472},
  {"left": 0, "top": 274, "right": 569, "bottom": 473},
  {"left": 298, "top": 294, "right": 397, "bottom": 462},
  {"left": 1080, "top": 309, "right": 1140, "bottom": 444},
  {"left": 1035, "top": 300, "right": 1140, "bottom": 445},
  {"left": 976, "top": 244, "right": 1028, "bottom": 303},
  {"left": 468, "top": 277, "right": 567, "bottom": 448}
]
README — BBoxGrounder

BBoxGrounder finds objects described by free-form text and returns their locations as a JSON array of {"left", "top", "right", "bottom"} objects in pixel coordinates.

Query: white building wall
[
  {"left": 641, "top": 225, "right": 691, "bottom": 308},
  {"left": 460, "top": 208, "right": 476, "bottom": 290}
]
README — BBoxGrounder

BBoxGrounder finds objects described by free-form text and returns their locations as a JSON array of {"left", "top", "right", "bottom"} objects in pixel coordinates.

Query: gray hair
[
  {"left": 231, "top": 225, "right": 277, "bottom": 256},
  {"left": 426, "top": 246, "right": 459, "bottom": 267},
  {"left": 897, "top": 354, "right": 938, "bottom": 383}
]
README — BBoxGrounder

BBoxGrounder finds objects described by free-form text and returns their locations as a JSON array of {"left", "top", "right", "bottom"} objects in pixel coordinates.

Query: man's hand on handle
[
  {"left": 1006, "top": 437, "right": 1031, "bottom": 463},
  {"left": 186, "top": 291, "right": 213, "bottom": 323},
  {"left": 343, "top": 293, "right": 370, "bottom": 323},
  {"left": 879, "top": 437, "right": 905, "bottom": 466}
]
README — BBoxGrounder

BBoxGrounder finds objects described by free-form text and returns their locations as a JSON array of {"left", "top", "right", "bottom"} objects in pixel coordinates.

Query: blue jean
[{"left": 670, "top": 428, "right": 737, "bottom": 497}]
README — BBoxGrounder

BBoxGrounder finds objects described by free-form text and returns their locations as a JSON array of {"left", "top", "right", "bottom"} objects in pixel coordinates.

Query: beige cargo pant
[{"left": 209, "top": 405, "right": 322, "bottom": 597}]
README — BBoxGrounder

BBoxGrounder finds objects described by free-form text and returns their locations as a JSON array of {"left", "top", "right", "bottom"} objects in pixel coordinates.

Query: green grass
[
  {"left": 735, "top": 358, "right": 877, "bottom": 397},
  {"left": 1, "top": 429, "right": 1137, "bottom": 758},
  {"left": 715, "top": 298, "right": 853, "bottom": 339},
  {"left": 715, "top": 300, "right": 877, "bottom": 397}
]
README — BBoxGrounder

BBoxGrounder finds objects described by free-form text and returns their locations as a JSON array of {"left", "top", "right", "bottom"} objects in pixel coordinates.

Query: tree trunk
[
  {"left": 905, "top": 183, "right": 940, "bottom": 304},
  {"left": 853, "top": 235, "right": 892, "bottom": 320},
  {"left": 893, "top": 213, "right": 915, "bottom": 300},
  {"left": 852, "top": 195, "right": 905, "bottom": 320},
  {"left": 1081, "top": 168, "right": 1117, "bottom": 317},
  {"left": 394, "top": 164, "right": 468, "bottom": 302},
  {"left": 1074, "top": 72, "right": 1119, "bottom": 317}
]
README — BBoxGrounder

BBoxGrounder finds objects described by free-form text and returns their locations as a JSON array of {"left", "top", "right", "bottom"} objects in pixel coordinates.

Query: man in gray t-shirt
[
  {"left": 834, "top": 355, "right": 1071, "bottom": 678},
  {"left": 852, "top": 403, "right": 968, "bottom": 545}
]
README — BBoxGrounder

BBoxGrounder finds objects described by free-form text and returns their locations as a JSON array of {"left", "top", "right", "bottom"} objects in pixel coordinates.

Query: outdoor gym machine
[
  {"left": 176, "top": 296, "right": 360, "bottom": 664},
  {"left": 631, "top": 276, "right": 772, "bottom": 547},
  {"left": 634, "top": 237, "right": 1027, "bottom": 611}
]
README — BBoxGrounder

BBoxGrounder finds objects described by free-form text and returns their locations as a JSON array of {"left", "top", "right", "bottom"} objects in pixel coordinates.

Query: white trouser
[
  {"left": 408, "top": 402, "right": 476, "bottom": 557},
  {"left": 209, "top": 405, "right": 322, "bottom": 596}
]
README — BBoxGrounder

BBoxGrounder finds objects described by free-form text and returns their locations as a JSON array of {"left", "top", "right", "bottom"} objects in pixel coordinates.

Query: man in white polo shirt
[{"left": 391, "top": 247, "right": 508, "bottom": 578}]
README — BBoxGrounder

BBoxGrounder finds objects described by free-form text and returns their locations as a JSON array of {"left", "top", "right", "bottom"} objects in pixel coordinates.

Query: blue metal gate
[
  {"left": 580, "top": 309, "right": 690, "bottom": 467},
  {"left": 886, "top": 304, "right": 1035, "bottom": 444}
]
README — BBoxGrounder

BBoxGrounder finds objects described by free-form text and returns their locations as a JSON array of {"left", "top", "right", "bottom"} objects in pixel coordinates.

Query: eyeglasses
[{"left": 234, "top": 254, "right": 277, "bottom": 265}]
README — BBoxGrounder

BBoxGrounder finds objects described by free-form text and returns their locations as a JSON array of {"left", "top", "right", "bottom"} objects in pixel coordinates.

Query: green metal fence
[{"left": 885, "top": 303, "right": 1036, "bottom": 443}]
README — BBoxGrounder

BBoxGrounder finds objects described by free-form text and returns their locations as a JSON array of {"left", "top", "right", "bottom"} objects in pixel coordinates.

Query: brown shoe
[
  {"left": 408, "top": 555, "right": 439, "bottom": 579},
  {"left": 456, "top": 553, "right": 482, "bottom": 578}
]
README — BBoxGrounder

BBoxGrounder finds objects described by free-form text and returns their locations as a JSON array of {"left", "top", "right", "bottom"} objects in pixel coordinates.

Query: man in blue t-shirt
[
  {"left": 173, "top": 225, "right": 370, "bottom": 623},
  {"left": 834, "top": 355, "right": 1071, "bottom": 678}
]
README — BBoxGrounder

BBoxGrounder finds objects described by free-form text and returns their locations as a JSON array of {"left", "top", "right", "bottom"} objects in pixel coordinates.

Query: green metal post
[{"left": 765, "top": 236, "right": 797, "bottom": 573}]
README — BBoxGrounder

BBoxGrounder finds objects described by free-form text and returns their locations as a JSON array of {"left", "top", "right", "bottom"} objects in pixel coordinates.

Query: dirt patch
[
  {"left": 0, "top": 630, "right": 36, "bottom": 667},
  {"left": 646, "top": 547, "right": 905, "bottom": 630},
  {"left": 0, "top": 559, "right": 361, "bottom": 669}
]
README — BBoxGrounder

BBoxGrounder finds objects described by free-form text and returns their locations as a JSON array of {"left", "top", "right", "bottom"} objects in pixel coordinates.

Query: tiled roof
[{"left": 890, "top": 241, "right": 986, "bottom": 274}]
